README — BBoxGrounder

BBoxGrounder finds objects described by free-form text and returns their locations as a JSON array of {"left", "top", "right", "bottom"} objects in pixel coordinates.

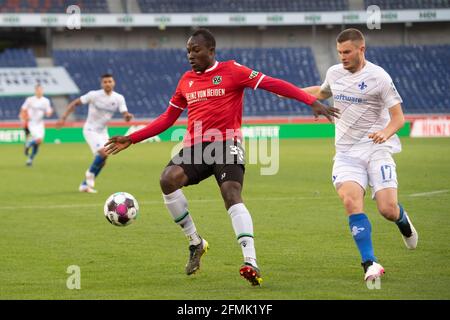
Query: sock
[
  {"left": 228, "top": 203, "right": 257, "bottom": 267},
  {"left": 163, "top": 189, "right": 201, "bottom": 246},
  {"left": 30, "top": 143, "right": 39, "bottom": 160},
  {"left": 349, "top": 213, "right": 377, "bottom": 263},
  {"left": 395, "top": 204, "right": 412, "bottom": 237},
  {"left": 89, "top": 154, "right": 106, "bottom": 177}
]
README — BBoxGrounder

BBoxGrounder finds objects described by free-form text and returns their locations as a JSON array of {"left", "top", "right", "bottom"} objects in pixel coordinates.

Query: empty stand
[
  {"left": 53, "top": 48, "right": 321, "bottom": 119},
  {"left": 0, "top": 0, "right": 109, "bottom": 13},
  {"left": 137, "top": 0, "right": 349, "bottom": 13}
]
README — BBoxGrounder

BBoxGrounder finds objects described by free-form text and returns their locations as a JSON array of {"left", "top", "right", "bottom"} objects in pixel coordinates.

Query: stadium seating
[
  {"left": 53, "top": 48, "right": 321, "bottom": 120},
  {"left": 137, "top": 0, "right": 349, "bottom": 13},
  {"left": 0, "top": 0, "right": 109, "bottom": 13},
  {"left": 2, "top": 45, "right": 450, "bottom": 121},
  {"left": 364, "top": 0, "right": 450, "bottom": 9},
  {"left": 366, "top": 45, "right": 450, "bottom": 113},
  {"left": 0, "top": 48, "right": 42, "bottom": 120},
  {"left": 0, "top": 48, "right": 36, "bottom": 67}
]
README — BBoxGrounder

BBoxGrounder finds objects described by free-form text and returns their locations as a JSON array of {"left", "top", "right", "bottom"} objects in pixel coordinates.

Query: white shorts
[
  {"left": 83, "top": 127, "right": 109, "bottom": 154},
  {"left": 332, "top": 150, "right": 398, "bottom": 199},
  {"left": 28, "top": 123, "right": 45, "bottom": 141}
]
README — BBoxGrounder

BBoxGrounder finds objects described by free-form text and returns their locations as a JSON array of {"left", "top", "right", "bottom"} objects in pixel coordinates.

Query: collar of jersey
[{"left": 196, "top": 61, "right": 219, "bottom": 74}]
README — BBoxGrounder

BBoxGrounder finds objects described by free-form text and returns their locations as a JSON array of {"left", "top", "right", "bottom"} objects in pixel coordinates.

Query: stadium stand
[
  {"left": 137, "top": 0, "right": 349, "bottom": 13},
  {"left": 2, "top": 44, "right": 450, "bottom": 121},
  {"left": 364, "top": 0, "right": 450, "bottom": 9},
  {"left": 0, "top": 48, "right": 36, "bottom": 67},
  {"left": 0, "top": 0, "right": 109, "bottom": 13},
  {"left": 366, "top": 45, "right": 450, "bottom": 113},
  {"left": 0, "top": 48, "right": 43, "bottom": 120},
  {"left": 53, "top": 48, "right": 321, "bottom": 119}
]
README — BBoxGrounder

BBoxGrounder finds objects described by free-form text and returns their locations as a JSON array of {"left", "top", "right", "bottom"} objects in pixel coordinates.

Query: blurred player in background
[
  {"left": 304, "top": 28, "right": 418, "bottom": 283},
  {"left": 104, "top": 28, "right": 339, "bottom": 286},
  {"left": 57, "top": 74, "right": 133, "bottom": 193},
  {"left": 19, "top": 84, "right": 53, "bottom": 166}
]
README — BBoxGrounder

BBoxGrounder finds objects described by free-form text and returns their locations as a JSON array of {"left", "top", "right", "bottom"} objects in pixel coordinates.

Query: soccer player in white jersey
[
  {"left": 57, "top": 74, "right": 133, "bottom": 193},
  {"left": 304, "top": 29, "right": 418, "bottom": 282},
  {"left": 19, "top": 84, "right": 53, "bottom": 166}
]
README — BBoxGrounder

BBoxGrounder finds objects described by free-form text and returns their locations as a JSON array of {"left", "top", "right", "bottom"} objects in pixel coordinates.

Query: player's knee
[
  {"left": 378, "top": 201, "right": 399, "bottom": 221},
  {"left": 220, "top": 181, "right": 242, "bottom": 209},
  {"left": 341, "top": 195, "right": 362, "bottom": 214},
  {"left": 160, "top": 166, "right": 186, "bottom": 194}
]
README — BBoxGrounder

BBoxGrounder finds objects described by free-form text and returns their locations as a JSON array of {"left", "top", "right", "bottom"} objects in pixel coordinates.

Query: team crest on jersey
[
  {"left": 189, "top": 80, "right": 194, "bottom": 87},
  {"left": 358, "top": 81, "right": 368, "bottom": 90},
  {"left": 249, "top": 70, "right": 259, "bottom": 79},
  {"left": 212, "top": 76, "right": 222, "bottom": 85}
]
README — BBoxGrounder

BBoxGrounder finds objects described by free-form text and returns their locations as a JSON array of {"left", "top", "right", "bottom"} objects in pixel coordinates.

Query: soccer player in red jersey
[{"left": 105, "top": 28, "right": 339, "bottom": 286}]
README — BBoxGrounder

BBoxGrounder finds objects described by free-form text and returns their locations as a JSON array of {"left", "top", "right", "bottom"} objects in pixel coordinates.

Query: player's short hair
[
  {"left": 336, "top": 28, "right": 365, "bottom": 44},
  {"left": 101, "top": 73, "right": 114, "bottom": 79},
  {"left": 35, "top": 84, "right": 42, "bottom": 89},
  {"left": 191, "top": 28, "right": 216, "bottom": 49}
]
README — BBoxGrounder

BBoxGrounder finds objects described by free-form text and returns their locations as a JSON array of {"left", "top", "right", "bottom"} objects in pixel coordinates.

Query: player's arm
[
  {"left": 119, "top": 96, "right": 133, "bottom": 122},
  {"left": 105, "top": 104, "right": 183, "bottom": 155},
  {"left": 19, "top": 98, "right": 29, "bottom": 122},
  {"left": 56, "top": 98, "right": 82, "bottom": 128},
  {"left": 257, "top": 76, "right": 339, "bottom": 122},
  {"left": 19, "top": 108, "right": 28, "bottom": 122},
  {"left": 45, "top": 101, "right": 54, "bottom": 118},
  {"left": 302, "top": 86, "right": 333, "bottom": 100},
  {"left": 368, "top": 104, "right": 405, "bottom": 144},
  {"left": 122, "top": 111, "right": 133, "bottom": 122}
]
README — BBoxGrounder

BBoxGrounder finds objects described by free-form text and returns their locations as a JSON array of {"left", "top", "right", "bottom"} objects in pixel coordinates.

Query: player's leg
[
  {"left": 217, "top": 172, "right": 262, "bottom": 286},
  {"left": 79, "top": 129, "right": 107, "bottom": 192},
  {"left": 333, "top": 157, "right": 384, "bottom": 281},
  {"left": 214, "top": 139, "right": 262, "bottom": 286},
  {"left": 370, "top": 155, "right": 418, "bottom": 249},
  {"left": 25, "top": 125, "right": 44, "bottom": 166},
  {"left": 160, "top": 147, "right": 211, "bottom": 275},
  {"left": 84, "top": 148, "right": 108, "bottom": 188},
  {"left": 23, "top": 124, "right": 31, "bottom": 156}
]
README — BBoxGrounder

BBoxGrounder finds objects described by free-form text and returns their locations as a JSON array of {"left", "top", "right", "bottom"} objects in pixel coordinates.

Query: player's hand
[
  {"left": 55, "top": 118, "right": 65, "bottom": 129},
  {"left": 310, "top": 100, "right": 340, "bottom": 122},
  {"left": 104, "top": 135, "right": 132, "bottom": 155},
  {"left": 123, "top": 112, "right": 134, "bottom": 122},
  {"left": 368, "top": 130, "right": 389, "bottom": 144}
]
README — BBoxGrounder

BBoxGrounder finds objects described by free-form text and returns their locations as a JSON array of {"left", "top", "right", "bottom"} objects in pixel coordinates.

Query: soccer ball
[{"left": 104, "top": 192, "right": 139, "bottom": 227}]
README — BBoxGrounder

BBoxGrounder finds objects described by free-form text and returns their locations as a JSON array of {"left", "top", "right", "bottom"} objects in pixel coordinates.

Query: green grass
[{"left": 0, "top": 138, "right": 449, "bottom": 299}]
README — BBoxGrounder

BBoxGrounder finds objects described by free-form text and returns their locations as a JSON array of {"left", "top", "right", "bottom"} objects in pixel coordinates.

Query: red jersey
[{"left": 170, "top": 60, "right": 265, "bottom": 146}]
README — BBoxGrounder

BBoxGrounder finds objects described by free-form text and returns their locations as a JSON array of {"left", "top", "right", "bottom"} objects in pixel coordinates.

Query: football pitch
[{"left": 1, "top": 138, "right": 449, "bottom": 300}]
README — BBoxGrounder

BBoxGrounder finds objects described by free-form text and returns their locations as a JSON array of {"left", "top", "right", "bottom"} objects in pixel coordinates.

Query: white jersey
[
  {"left": 80, "top": 90, "right": 128, "bottom": 131},
  {"left": 321, "top": 61, "right": 403, "bottom": 157},
  {"left": 21, "top": 96, "right": 52, "bottom": 127}
]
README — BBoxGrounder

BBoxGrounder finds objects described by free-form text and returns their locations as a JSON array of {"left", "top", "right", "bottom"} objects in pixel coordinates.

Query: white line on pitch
[
  {"left": 0, "top": 195, "right": 330, "bottom": 211},
  {"left": 408, "top": 189, "right": 450, "bottom": 197}
]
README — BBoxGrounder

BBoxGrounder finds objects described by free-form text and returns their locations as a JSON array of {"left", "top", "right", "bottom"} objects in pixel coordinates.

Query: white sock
[
  {"left": 163, "top": 189, "right": 201, "bottom": 246},
  {"left": 228, "top": 203, "right": 258, "bottom": 267}
]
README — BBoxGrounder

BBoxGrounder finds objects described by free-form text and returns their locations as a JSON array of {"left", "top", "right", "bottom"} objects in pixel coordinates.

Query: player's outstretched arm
[
  {"left": 368, "top": 103, "right": 405, "bottom": 144},
  {"left": 257, "top": 76, "right": 339, "bottom": 122},
  {"left": 56, "top": 98, "right": 82, "bottom": 128},
  {"left": 105, "top": 104, "right": 183, "bottom": 155}
]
